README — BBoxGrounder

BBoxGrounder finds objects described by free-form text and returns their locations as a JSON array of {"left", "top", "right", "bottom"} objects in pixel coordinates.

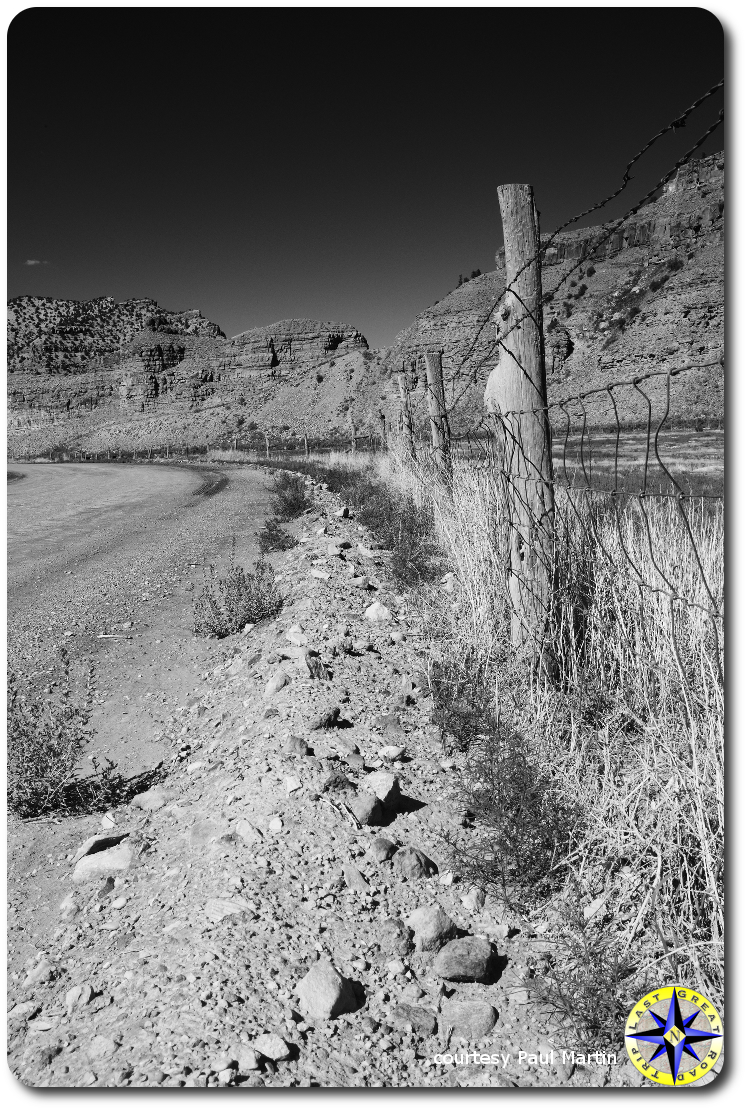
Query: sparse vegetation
[
  {"left": 269, "top": 470, "right": 309, "bottom": 520},
  {"left": 256, "top": 516, "right": 298, "bottom": 555},
  {"left": 193, "top": 544, "right": 282, "bottom": 637}
]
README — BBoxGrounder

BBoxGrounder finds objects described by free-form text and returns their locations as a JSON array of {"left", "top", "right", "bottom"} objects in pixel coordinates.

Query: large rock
[
  {"left": 253, "top": 1034, "right": 290, "bottom": 1061},
  {"left": 392, "top": 846, "right": 437, "bottom": 880},
  {"left": 431, "top": 937, "right": 496, "bottom": 983},
  {"left": 405, "top": 904, "right": 459, "bottom": 952},
  {"left": 131, "top": 785, "right": 170, "bottom": 812},
  {"left": 440, "top": 1000, "right": 498, "bottom": 1040},
  {"left": 362, "top": 771, "right": 401, "bottom": 806},
  {"left": 348, "top": 792, "right": 383, "bottom": 826},
  {"left": 296, "top": 959, "right": 358, "bottom": 1022},
  {"left": 72, "top": 843, "right": 133, "bottom": 884},
  {"left": 369, "top": 836, "right": 398, "bottom": 862}
]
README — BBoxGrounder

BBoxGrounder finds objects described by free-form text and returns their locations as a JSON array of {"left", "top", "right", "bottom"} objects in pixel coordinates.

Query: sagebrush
[{"left": 193, "top": 547, "right": 282, "bottom": 637}]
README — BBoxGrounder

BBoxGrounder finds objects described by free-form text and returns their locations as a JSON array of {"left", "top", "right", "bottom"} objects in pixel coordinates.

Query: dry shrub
[
  {"left": 193, "top": 545, "right": 282, "bottom": 637},
  {"left": 381, "top": 444, "right": 723, "bottom": 1025}
]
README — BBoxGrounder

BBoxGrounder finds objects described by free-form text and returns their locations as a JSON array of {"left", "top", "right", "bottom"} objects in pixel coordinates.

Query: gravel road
[{"left": 7, "top": 461, "right": 273, "bottom": 774}]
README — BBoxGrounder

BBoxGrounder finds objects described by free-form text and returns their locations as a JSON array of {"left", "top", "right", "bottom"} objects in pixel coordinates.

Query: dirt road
[{"left": 7, "top": 461, "right": 272, "bottom": 775}]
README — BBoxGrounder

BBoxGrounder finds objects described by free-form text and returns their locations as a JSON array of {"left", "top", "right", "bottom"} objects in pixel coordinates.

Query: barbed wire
[{"left": 424, "top": 80, "right": 724, "bottom": 414}]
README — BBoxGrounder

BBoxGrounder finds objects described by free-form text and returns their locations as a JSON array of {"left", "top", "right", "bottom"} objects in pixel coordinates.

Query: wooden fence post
[
  {"left": 350, "top": 418, "right": 357, "bottom": 454},
  {"left": 304, "top": 435, "right": 309, "bottom": 458},
  {"left": 265, "top": 433, "right": 270, "bottom": 459},
  {"left": 397, "top": 362, "right": 417, "bottom": 463},
  {"left": 379, "top": 411, "right": 388, "bottom": 452},
  {"left": 424, "top": 349, "right": 452, "bottom": 483},
  {"left": 485, "top": 183, "right": 555, "bottom": 659}
]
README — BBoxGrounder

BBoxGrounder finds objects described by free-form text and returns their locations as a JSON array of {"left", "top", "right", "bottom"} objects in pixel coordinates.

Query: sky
[{"left": 7, "top": 6, "right": 724, "bottom": 349}]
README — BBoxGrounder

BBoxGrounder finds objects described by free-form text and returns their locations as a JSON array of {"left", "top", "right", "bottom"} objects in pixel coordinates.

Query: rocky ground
[{"left": 7, "top": 471, "right": 654, "bottom": 1089}]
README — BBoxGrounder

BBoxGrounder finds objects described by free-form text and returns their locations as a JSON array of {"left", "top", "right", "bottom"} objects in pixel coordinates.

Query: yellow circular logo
[{"left": 625, "top": 985, "right": 723, "bottom": 1086}]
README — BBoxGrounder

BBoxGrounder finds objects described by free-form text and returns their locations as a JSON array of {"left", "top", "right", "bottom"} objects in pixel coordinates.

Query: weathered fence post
[
  {"left": 304, "top": 435, "right": 309, "bottom": 458},
  {"left": 397, "top": 362, "right": 417, "bottom": 463},
  {"left": 485, "top": 183, "right": 555, "bottom": 659},
  {"left": 265, "top": 433, "right": 270, "bottom": 459},
  {"left": 166, "top": 443, "right": 169, "bottom": 459},
  {"left": 424, "top": 349, "right": 452, "bottom": 483},
  {"left": 350, "top": 417, "right": 357, "bottom": 454},
  {"left": 379, "top": 411, "right": 388, "bottom": 452}
]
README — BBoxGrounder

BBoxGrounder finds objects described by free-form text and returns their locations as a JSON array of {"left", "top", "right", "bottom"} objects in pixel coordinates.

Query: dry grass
[{"left": 379, "top": 437, "right": 724, "bottom": 1033}]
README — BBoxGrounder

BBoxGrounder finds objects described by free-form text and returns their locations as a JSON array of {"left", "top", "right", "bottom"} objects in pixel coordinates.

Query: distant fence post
[
  {"left": 379, "top": 411, "right": 388, "bottom": 452},
  {"left": 350, "top": 418, "right": 357, "bottom": 454},
  {"left": 265, "top": 433, "right": 270, "bottom": 459},
  {"left": 424, "top": 349, "right": 452, "bottom": 483},
  {"left": 397, "top": 362, "right": 417, "bottom": 463},
  {"left": 304, "top": 435, "right": 309, "bottom": 458},
  {"left": 486, "top": 183, "right": 555, "bottom": 661}
]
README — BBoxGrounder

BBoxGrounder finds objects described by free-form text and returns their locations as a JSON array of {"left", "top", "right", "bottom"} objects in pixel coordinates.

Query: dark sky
[{"left": 7, "top": 7, "right": 724, "bottom": 348}]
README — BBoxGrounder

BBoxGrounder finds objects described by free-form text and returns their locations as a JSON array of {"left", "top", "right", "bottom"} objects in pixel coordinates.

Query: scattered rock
[
  {"left": 440, "top": 1000, "right": 498, "bottom": 1040},
  {"left": 265, "top": 670, "right": 291, "bottom": 697},
  {"left": 65, "top": 983, "right": 94, "bottom": 1015},
  {"left": 391, "top": 1002, "right": 437, "bottom": 1035},
  {"left": 431, "top": 937, "right": 496, "bottom": 983},
  {"left": 369, "top": 837, "right": 398, "bottom": 862},
  {"left": 364, "top": 601, "right": 392, "bottom": 623},
  {"left": 131, "top": 785, "right": 170, "bottom": 812},
  {"left": 348, "top": 793, "right": 383, "bottom": 826},
  {"left": 460, "top": 887, "right": 486, "bottom": 914},
  {"left": 342, "top": 863, "right": 369, "bottom": 892},
  {"left": 392, "top": 846, "right": 437, "bottom": 880},
  {"left": 380, "top": 745, "right": 406, "bottom": 762},
  {"left": 296, "top": 959, "right": 358, "bottom": 1021},
  {"left": 308, "top": 704, "right": 341, "bottom": 731},
  {"left": 362, "top": 771, "right": 401, "bottom": 806},
  {"left": 237, "top": 1047, "right": 261, "bottom": 1073},
  {"left": 73, "top": 843, "right": 133, "bottom": 884},
  {"left": 283, "top": 734, "right": 311, "bottom": 756},
  {"left": 285, "top": 624, "right": 308, "bottom": 646},
  {"left": 72, "top": 833, "right": 129, "bottom": 865},
  {"left": 253, "top": 1034, "right": 291, "bottom": 1062},
  {"left": 378, "top": 918, "right": 414, "bottom": 956},
  {"left": 405, "top": 904, "right": 459, "bottom": 952}
]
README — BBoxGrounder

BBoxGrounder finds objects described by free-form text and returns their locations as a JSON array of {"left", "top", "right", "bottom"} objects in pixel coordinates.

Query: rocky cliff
[
  {"left": 6, "top": 153, "right": 723, "bottom": 455},
  {"left": 384, "top": 152, "right": 724, "bottom": 431}
]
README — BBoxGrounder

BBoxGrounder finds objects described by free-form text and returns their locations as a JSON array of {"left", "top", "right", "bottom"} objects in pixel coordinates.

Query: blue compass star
[{"left": 627, "top": 990, "right": 723, "bottom": 1084}]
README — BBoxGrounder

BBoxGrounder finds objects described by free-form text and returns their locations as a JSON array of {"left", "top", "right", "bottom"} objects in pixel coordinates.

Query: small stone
[
  {"left": 362, "top": 771, "right": 401, "bottom": 806},
  {"left": 217, "top": 1068, "right": 236, "bottom": 1086},
  {"left": 342, "top": 863, "right": 369, "bottom": 892},
  {"left": 348, "top": 792, "right": 383, "bottom": 826},
  {"left": 380, "top": 745, "right": 406, "bottom": 762},
  {"left": 392, "top": 846, "right": 437, "bottom": 880},
  {"left": 235, "top": 819, "right": 262, "bottom": 844},
  {"left": 65, "top": 982, "right": 94, "bottom": 1015},
  {"left": 386, "top": 959, "right": 406, "bottom": 975},
  {"left": 308, "top": 704, "right": 340, "bottom": 731},
  {"left": 100, "top": 813, "right": 116, "bottom": 829},
  {"left": 439, "top": 1000, "right": 498, "bottom": 1040},
  {"left": 254, "top": 1033, "right": 291, "bottom": 1061},
  {"left": 268, "top": 816, "right": 283, "bottom": 832},
  {"left": 460, "top": 887, "right": 487, "bottom": 913},
  {"left": 286, "top": 624, "right": 308, "bottom": 646},
  {"left": 210, "top": 1052, "right": 237, "bottom": 1073},
  {"left": 333, "top": 506, "right": 349, "bottom": 518},
  {"left": 265, "top": 670, "right": 291, "bottom": 697},
  {"left": 431, "top": 937, "right": 496, "bottom": 983},
  {"left": 391, "top": 1002, "right": 437, "bottom": 1035},
  {"left": 188, "top": 818, "right": 225, "bottom": 848},
  {"left": 285, "top": 776, "right": 302, "bottom": 794},
  {"left": 296, "top": 959, "right": 358, "bottom": 1021},
  {"left": 310, "top": 568, "right": 331, "bottom": 580},
  {"left": 405, "top": 904, "right": 458, "bottom": 952},
  {"left": 237, "top": 1047, "right": 261, "bottom": 1072},
  {"left": 86, "top": 1035, "right": 119, "bottom": 1061},
  {"left": 364, "top": 601, "right": 392, "bottom": 623},
  {"left": 24, "top": 957, "right": 56, "bottom": 986},
  {"left": 369, "top": 837, "right": 398, "bottom": 862},
  {"left": 378, "top": 918, "right": 413, "bottom": 956},
  {"left": 345, "top": 752, "right": 365, "bottom": 772},
  {"left": 131, "top": 786, "right": 170, "bottom": 812},
  {"left": 283, "top": 735, "right": 310, "bottom": 757}
]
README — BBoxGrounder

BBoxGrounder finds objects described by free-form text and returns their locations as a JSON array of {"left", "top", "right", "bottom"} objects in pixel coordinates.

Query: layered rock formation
[{"left": 6, "top": 153, "right": 723, "bottom": 454}]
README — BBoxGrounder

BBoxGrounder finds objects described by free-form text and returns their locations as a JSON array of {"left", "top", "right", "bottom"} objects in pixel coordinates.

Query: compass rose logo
[{"left": 625, "top": 985, "right": 723, "bottom": 1086}]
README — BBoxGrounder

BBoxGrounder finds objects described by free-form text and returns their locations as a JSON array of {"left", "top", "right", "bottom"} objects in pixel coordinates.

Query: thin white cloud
[{"left": 24, "top": 259, "right": 49, "bottom": 266}]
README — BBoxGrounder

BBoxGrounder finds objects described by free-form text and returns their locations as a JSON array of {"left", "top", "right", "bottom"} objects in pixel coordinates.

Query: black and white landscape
[{"left": 6, "top": 8, "right": 724, "bottom": 1091}]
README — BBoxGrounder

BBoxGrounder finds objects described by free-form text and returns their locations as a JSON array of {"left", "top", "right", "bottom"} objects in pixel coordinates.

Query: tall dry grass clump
[{"left": 382, "top": 437, "right": 723, "bottom": 1037}]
